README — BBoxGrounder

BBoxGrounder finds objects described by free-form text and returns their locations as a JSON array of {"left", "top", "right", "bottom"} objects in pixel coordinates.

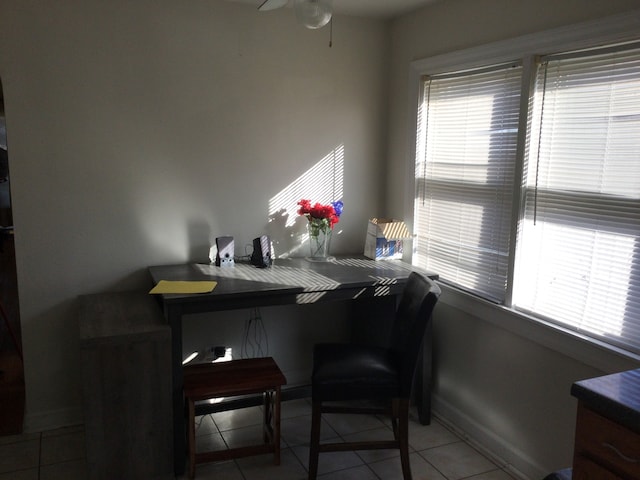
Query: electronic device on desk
[
  {"left": 251, "top": 235, "right": 272, "bottom": 268},
  {"left": 215, "top": 236, "right": 235, "bottom": 267}
]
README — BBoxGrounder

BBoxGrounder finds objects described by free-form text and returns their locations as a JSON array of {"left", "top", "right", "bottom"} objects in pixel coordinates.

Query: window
[
  {"left": 513, "top": 45, "right": 640, "bottom": 354},
  {"left": 414, "top": 64, "right": 522, "bottom": 302},
  {"left": 413, "top": 36, "right": 640, "bottom": 354}
]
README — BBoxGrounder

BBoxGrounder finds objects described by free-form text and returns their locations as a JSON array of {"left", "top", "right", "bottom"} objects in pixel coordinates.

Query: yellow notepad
[{"left": 149, "top": 280, "right": 217, "bottom": 294}]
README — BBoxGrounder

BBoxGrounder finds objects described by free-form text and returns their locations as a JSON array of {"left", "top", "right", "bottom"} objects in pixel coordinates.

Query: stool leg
[
  {"left": 274, "top": 387, "right": 281, "bottom": 465},
  {"left": 263, "top": 391, "right": 271, "bottom": 444},
  {"left": 187, "top": 398, "right": 196, "bottom": 479}
]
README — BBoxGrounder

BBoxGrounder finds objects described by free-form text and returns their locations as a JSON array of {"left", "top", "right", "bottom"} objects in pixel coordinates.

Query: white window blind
[
  {"left": 414, "top": 64, "right": 522, "bottom": 302},
  {"left": 513, "top": 44, "right": 640, "bottom": 354}
]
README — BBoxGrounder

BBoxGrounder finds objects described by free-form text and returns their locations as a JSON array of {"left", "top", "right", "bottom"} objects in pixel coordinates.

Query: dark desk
[{"left": 148, "top": 256, "right": 438, "bottom": 475}]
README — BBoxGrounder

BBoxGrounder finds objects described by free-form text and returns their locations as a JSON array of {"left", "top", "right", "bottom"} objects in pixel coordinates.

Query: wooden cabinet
[
  {"left": 573, "top": 455, "right": 624, "bottom": 480},
  {"left": 571, "top": 369, "right": 640, "bottom": 480},
  {"left": 0, "top": 228, "right": 24, "bottom": 436}
]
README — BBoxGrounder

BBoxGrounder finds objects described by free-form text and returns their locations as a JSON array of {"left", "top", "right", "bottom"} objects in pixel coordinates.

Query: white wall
[
  {"left": 388, "top": 0, "right": 640, "bottom": 477},
  {"left": 0, "top": 0, "right": 389, "bottom": 431}
]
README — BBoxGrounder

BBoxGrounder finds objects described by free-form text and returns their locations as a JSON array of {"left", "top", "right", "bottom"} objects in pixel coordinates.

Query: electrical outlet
[{"left": 204, "top": 345, "right": 229, "bottom": 362}]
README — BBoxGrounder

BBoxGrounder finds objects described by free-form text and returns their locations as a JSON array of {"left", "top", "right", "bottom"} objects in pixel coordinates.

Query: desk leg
[
  {"left": 416, "top": 319, "right": 433, "bottom": 425},
  {"left": 350, "top": 296, "right": 396, "bottom": 347},
  {"left": 166, "top": 304, "right": 186, "bottom": 476}
]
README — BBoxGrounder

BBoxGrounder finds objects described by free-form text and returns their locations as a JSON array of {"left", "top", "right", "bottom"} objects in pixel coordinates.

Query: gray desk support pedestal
[{"left": 79, "top": 292, "right": 173, "bottom": 480}]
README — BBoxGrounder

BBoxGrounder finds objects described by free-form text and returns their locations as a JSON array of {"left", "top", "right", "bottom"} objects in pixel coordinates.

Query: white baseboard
[
  {"left": 23, "top": 406, "right": 84, "bottom": 434},
  {"left": 432, "top": 394, "right": 547, "bottom": 480}
]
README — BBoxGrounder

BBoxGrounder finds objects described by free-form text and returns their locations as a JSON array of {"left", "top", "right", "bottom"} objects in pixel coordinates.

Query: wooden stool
[{"left": 183, "top": 357, "right": 287, "bottom": 478}]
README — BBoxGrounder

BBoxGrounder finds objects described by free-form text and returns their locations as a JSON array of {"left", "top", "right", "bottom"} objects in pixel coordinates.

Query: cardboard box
[{"left": 364, "top": 218, "right": 412, "bottom": 260}]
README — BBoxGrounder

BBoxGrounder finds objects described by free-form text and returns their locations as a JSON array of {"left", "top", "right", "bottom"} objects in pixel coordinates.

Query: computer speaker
[
  {"left": 251, "top": 235, "right": 272, "bottom": 268},
  {"left": 215, "top": 236, "right": 235, "bottom": 267}
]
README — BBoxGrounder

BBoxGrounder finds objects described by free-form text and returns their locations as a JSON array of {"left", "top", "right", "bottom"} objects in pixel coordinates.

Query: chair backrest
[{"left": 389, "top": 272, "right": 441, "bottom": 397}]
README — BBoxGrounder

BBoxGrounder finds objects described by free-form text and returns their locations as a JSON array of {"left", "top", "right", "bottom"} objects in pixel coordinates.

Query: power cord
[{"left": 241, "top": 307, "right": 269, "bottom": 358}]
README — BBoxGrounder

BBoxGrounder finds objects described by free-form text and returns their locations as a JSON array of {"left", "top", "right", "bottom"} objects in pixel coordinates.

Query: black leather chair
[{"left": 308, "top": 272, "right": 441, "bottom": 480}]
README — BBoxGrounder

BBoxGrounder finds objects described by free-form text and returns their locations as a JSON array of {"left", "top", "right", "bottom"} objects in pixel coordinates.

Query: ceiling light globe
[{"left": 294, "top": 0, "right": 332, "bottom": 29}]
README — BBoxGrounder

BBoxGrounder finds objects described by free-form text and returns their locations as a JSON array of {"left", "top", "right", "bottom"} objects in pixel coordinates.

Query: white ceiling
[{"left": 227, "top": 0, "right": 442, "bottom": 19}]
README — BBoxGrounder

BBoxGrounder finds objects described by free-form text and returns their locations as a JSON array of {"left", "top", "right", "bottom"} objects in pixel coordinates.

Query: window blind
[
  {"left": 513, "top": 44, "right": 640, "bottom": 353},
  {"left": 414, "top": 63, "right": 522, "bottom": 302}
]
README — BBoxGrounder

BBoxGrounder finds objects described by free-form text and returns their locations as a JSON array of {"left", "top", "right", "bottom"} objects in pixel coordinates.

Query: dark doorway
[{"left": 0, "top": 77, "right": 25, "bottom": 435}]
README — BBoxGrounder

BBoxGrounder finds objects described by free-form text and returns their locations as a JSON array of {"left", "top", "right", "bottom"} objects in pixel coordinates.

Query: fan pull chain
[{"left": 329, "top": 17, "right": 333, "bottom": 47}]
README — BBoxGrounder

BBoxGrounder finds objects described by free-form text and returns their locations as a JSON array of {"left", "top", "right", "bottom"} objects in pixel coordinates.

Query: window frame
[{"left": 406, "top": 9, "right": 640, "bottom": 367}]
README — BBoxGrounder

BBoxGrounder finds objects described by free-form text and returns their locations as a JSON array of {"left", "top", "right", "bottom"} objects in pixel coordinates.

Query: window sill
[{"left": 438, "top": 282, "right": 640, "bottom": 374}]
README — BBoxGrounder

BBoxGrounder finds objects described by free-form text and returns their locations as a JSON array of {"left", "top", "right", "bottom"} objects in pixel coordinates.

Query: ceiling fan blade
[{"left": 258, "top": 0, "right": 288, "bottom": 11}]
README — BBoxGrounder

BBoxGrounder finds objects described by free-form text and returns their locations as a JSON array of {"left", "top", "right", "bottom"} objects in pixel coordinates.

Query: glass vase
[{"left": 308, "top": 224, "right": 332, "bottom": 261}]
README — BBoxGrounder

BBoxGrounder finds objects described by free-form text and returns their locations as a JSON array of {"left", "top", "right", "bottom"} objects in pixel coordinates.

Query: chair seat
[{"left": 312, "top": 343, "right": 400, "bottom": 402}]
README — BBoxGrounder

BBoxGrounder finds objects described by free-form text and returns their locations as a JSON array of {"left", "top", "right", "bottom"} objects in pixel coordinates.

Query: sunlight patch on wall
[{"left": 269, "top": 144, "right": 345, "bottom": 226}]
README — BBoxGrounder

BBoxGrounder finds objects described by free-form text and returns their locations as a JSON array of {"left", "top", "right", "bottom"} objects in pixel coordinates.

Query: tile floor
[{"left": 0, "top": 398, "right": 521, "bottom": 480}]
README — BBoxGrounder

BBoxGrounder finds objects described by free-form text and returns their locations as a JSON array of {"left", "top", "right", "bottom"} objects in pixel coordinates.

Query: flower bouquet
[{"left": 297, "top": 199, "right": 343, "bottom": 260}]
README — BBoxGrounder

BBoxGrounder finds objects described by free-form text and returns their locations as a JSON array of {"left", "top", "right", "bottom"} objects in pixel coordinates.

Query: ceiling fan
[{"left": 258, "top": 0, "right": 333, "bottom": 30}]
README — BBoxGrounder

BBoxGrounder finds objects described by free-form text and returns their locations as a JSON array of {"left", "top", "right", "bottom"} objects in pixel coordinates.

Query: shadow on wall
[{"left": 188, "top": 220, "right": 212, "bottom": 263}]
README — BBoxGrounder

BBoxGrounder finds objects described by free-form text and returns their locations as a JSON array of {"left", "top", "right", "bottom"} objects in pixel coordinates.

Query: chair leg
[
  {"left": 391, "top": 410, "right": 399, "bottom": 440},
  {"left": 308, "top": 401, "right": 322, "bottom": 480},
  {"left": 397, "top": 399, "right": 412, "bottom": 480},
  {"left": 187, "top": 398, "right": 196, "bottom": 479}
]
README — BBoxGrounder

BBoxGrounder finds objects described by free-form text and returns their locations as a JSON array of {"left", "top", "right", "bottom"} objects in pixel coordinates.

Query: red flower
[{"left": 297, "top": 199, "right": 342, "bottom": 230}]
